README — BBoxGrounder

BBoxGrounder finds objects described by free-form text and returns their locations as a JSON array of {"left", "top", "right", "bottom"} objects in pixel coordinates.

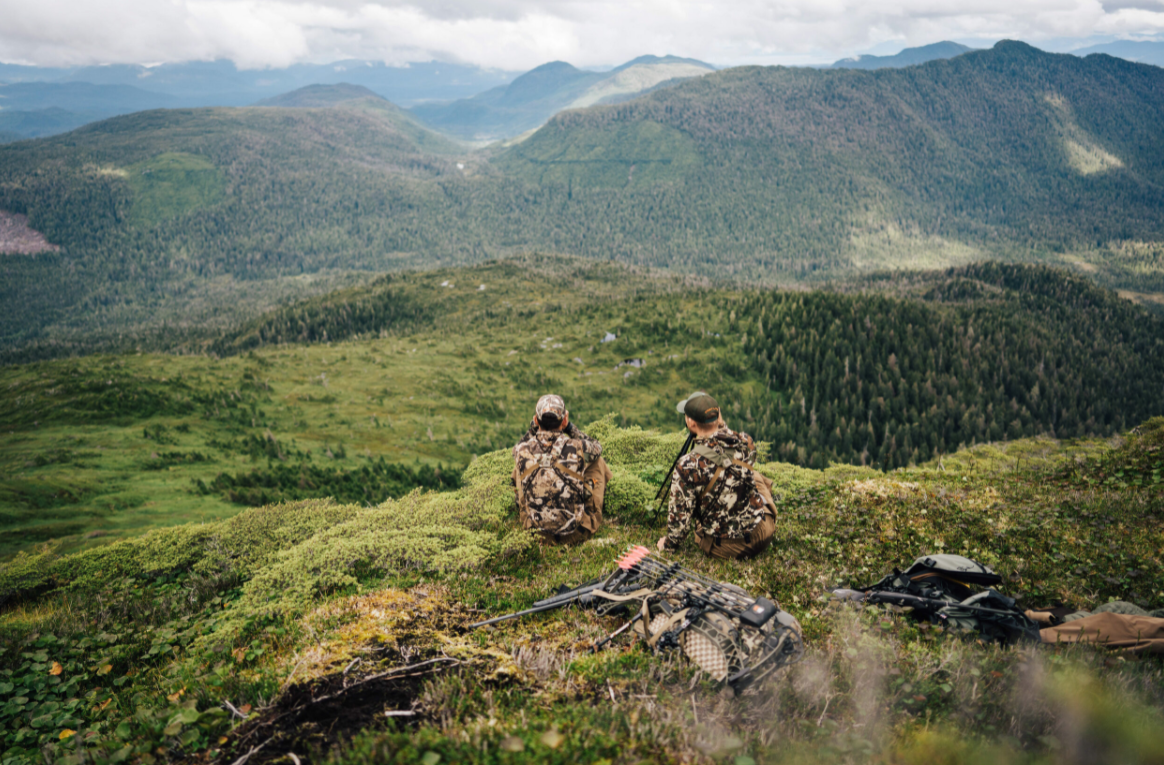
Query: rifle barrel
[
  {"left": 468, "top": 601, "right": 571, "bottom": 629},
  {"left": 866, "top": 591, "right": 1025, "bottom": 617},
  {"left": 532, "top": 581, "right": 605, "bottom": 608}
]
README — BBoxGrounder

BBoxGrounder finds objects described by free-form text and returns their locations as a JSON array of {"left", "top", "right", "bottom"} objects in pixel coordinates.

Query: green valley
[
  {"left": 2, "top": 256, "right": 1161, "bottom": 562},
  {"left": 4, "top": 43, "right": 1164, "bottom": 359}
]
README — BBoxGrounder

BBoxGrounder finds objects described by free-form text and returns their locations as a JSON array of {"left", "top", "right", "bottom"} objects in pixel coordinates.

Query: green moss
[
  {"left": 604, "top": 466, "right": 657, "bottom": 523},
  {"left": 205, "top": 482, "right": 535, "bottom": 644}
]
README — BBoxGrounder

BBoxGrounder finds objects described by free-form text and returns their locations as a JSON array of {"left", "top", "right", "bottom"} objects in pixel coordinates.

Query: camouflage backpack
[
  {"left": 514, "top": 432, "right": 588, "bottom": 537},
  {"left": 689, "top": 443, "right": 759, "bottom": 514}
]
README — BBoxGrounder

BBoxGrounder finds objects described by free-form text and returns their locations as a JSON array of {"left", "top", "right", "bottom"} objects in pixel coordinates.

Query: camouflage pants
[
  {"left": 695, "top": 473, "right": 777, "bottom": 560},
  {"left": 696, "top": 511, "right": 776, "bottom": 559},
  {"left": 515, "top": 457, "right": 612, "bottom": 545}
]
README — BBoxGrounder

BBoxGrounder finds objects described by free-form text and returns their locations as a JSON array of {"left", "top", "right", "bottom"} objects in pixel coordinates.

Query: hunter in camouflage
[
  {"left": 657, "top": 392, "right": 777, "bottom": 559},
  {"left": 512, "top": 394, "right": 612, "bottom": 544}
]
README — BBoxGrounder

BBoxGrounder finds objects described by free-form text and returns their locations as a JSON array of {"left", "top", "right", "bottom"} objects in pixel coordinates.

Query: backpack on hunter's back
[
  {"left": 688, "top": 442, "right": 759, "bottom": 513},
  {"left": 514, "top": 432, "right": 588, "bottom": 537}
]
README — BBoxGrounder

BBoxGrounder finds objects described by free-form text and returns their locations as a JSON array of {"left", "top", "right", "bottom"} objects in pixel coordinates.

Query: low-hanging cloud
[{"left": 1, "top": 0, "right": 1163, "bottom": 70}]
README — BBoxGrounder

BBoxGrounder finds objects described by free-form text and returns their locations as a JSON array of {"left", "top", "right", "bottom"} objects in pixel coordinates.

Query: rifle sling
[
  {"left": 518, "top": 460, "right": 583, "bottom": 484},
  {"left": 697, "top": 458, "right": 755, "bottom": 501}
]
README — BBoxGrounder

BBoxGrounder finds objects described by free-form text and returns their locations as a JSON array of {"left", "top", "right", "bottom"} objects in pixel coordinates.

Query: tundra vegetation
[
  {"left": 0, "top": 415, "right": 1160, "bottom": 764},
  {"left": 1, "top": 256, "right": 1162, "bottom": 764},
  {"left": 2, "top": 257, "right": 1162, "bottom": 556}
]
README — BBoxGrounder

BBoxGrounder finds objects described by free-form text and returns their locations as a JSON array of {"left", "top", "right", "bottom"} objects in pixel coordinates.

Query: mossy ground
[
  {"left": 0, "top": 283, "right": 738, "bottom": 559},
  {"left": 0, "top": 418, "right": 1161, "bottom": 764}
]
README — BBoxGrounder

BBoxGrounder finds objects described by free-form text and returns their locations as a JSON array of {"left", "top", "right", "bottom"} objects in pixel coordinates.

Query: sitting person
[
  {"left": 512, "top": 394, "right": 612, "bottom": 544},
  {"left": 657, "top": 392, "right": 777, "bottom": 559}
]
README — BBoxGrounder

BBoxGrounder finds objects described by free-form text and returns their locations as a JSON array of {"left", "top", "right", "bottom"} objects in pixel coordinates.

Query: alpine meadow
[{"left": 1, "top": 35, "right": 1164, "bottom": 765}]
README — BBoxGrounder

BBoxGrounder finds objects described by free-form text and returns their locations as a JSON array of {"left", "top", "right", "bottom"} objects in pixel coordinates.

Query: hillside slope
[
  {"left": 0, "top": 414, "right": 1161, "bottom": 764},
  {"left": 499, "top": 41, "right": 1164, "bottom": 277},
  {"left": 0, "top": 99, "right": 468, "bottom": 354},
  {"left": 3, "top": 257, "right": 1161, "bottom": 559},
  {"left": 3, "top": 42, "right": 1164, "bottom": 357}
]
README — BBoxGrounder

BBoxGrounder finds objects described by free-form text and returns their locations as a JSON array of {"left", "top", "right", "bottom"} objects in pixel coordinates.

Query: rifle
[
  {"left": 468, "top": 548, "right": 654, "bottom": 629},
  {"left": 472, "top": 546, "right": 782, "bottom": 631},
  {"left": 652, "top": 431, "right": 695, "bottom": 521},
  {"left": 857, "top": 590, "right": 1029, "bottom": 618},
  {"left": 832, "top": 587, "right": 1040, "bottom": 644}
]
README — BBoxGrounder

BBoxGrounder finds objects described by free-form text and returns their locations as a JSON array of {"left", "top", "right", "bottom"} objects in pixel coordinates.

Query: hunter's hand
[{"left": 656, "top": 537, "right": 667, "bottom": 551}]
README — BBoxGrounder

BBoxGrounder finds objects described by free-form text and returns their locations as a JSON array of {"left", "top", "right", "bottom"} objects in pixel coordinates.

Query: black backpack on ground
[{"left": 848, "top": 554, "right": 1040, "bottom": 644}]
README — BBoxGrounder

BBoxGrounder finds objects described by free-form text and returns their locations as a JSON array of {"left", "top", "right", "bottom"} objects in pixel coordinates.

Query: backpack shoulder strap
[
  {"left": 549, "top": 436, "right": 584, "bottom": 481},
  {"left": 518, "top": 437, "right": 584, "bottom": 485},
  {"left": 691, "top": 442, "right": 757, "bottom": 501}
]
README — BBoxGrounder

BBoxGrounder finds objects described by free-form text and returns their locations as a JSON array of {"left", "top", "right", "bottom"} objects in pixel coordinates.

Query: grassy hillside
[
  {"left": 0, "top": 412, "right": 1160, "bottom": 764},
  {"left": 3, "top": 41, "right": 1164, "bottom": 358},
  {"left": 2, "top": 257, "right": 1161, "bottom": 563}
]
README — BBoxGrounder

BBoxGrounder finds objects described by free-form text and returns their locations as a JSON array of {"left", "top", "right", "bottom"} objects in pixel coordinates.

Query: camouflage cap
[
  {"left": 535, "top": 394, "right": 568, "bottom": 422},
  {"left": 676, "top": 392, "right": 721, "bottom": 424}
]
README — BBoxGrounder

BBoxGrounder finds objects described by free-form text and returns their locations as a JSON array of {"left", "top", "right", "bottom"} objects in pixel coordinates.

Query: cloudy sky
[{"left": 1, "top": 0, "right": 1163, "bottom": 70}]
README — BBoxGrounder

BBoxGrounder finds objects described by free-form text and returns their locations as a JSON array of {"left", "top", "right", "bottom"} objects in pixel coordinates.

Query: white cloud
[{"left": 0, "top": 0, "right": 1161, "bottom": 69}]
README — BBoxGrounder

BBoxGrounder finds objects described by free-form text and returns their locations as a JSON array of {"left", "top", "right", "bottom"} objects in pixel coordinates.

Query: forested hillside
[
  {"left": 3, "top": 42, "right": 1164, "bottom": 359},
  {"left": 2, "top": 261, "right": 1163, "bottom": 763},
  {"left": 0, "top": 100, "right": 470, "bottom": 357},
  {"left": 500, "top": 41, "right": 1164, "bottom": 276},
  {"left": 208, "top": 258, "right": 1164, "bottom": 469},
  {"left": 3, "top": 256, "right": 1161, "bottom": 560}
]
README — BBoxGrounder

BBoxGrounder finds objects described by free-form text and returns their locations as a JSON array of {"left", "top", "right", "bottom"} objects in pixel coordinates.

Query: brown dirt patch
[
  {"left": 217, "top": 587, "right": 505, "bottom": 764},
  {"left": 0, "top": 210, "right": 59, "bottom": 254},
  {"left": 222, "top": 659, "right": 454, "bottom": 764}
]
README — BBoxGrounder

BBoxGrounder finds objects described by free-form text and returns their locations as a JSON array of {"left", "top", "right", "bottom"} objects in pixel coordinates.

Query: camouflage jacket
[
  {"left": 512, "top": 422, "right": 602, "bottom": 534},
  {"left": 664, "top": 427, "right": 768, "bottom": 549}
]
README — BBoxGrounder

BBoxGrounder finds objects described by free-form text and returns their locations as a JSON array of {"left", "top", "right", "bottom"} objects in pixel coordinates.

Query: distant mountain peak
[
  {"left": 613, "top": 55, "right": 716, "bottom": 72},
  {"left": 991, "top": 39, "right": 1045, "bottom": 56},
  {"left": 524, "top": 61, "right": 580, "bottom": 74},
  {"left": 410, "top": 54, "right": 715, "bottom": 142},
  {"left": 256, "top": 83, "right": 387, "bottom": 108},
  {"left": 829, "top": 41, "right": 975, "bottom": 70}
]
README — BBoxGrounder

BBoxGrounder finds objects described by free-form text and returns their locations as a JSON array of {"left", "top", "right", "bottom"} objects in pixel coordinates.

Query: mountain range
[
  {"left": 410, "top": 55, "right": 716, "bottom": 142},
  {"left": 1070, "top": 40, "right": 1164, "bottom": 67},
  {"left": 2, "top": 41, "right": 1164, "bottom": 359},
  {"left": 0, "top": 59, "right": 518, "bottom": 143},
  {"left": 3, "top": 40, "right": 1163, "bottom": 145},
  {"left": 827, "top": 41, "right": 977, "bottom": 69},
  {"left": 0, "top": 59, "right": 517, "bottom": 107}
]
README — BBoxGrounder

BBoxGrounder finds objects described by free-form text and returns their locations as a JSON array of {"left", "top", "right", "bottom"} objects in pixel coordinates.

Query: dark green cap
[{"left": 676, "top": 391, "right": 721, "bottom": 424}]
